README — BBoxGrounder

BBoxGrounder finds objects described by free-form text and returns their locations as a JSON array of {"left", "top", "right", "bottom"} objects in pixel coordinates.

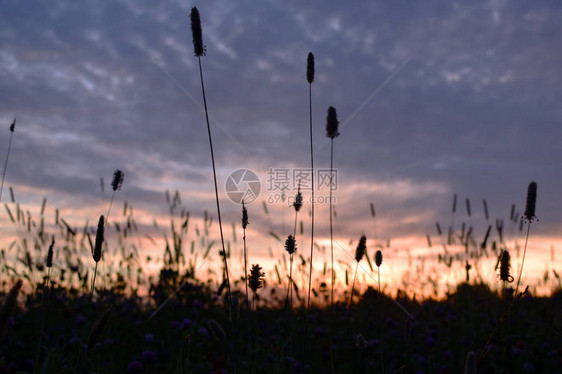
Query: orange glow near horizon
[{"left": 2, "top": 183, "right": 560, "bottom": 303}]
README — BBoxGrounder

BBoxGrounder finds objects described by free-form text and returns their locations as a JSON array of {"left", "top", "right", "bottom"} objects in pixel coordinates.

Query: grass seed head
[
  {"left": 355, "top": 235, "right": 367, "bottom": 262},
  {"left": 307, "top": 52, "right": 314, "bottom": 83},
  {"left": 375, "top": 250, "right": 383, "bottom": 267},
  {"left": 285, "top": 235, "right": 297, "bottom": 255},
  {"left": 499, "top": 250, "right": 513, "bottom": 283},
  {"left": 46, "top": 237, "right": 55, "bottom": 268},
  {"left": 93, "top": 215, "right": 104, "bottom": 263},
  {"left": 9, "top": 118, "right": 15, "bottom": 132},
  {"left": 248, "top": 264, "right": 265, "bottom": 293},
  {"left": 326, "top": 106, "right": 340, "bottom": 139},
  {"left": 524, "top": 181, "right": 537, "bottom": 222},
  {"left": 293, "top": 182, "right": 303, "bottom": 212},
  {"left": 190, "top": 7, "right": 205, "bottom": 57},
  {"left": 242, "top": 201, "right": 249, "bottom": 229},
  {"left": 111, "top": 170, "right": 124, "bottom": 191}
]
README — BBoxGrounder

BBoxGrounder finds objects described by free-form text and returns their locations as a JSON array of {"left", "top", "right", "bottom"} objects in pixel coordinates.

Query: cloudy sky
[{"left": 1, "top": 1, "right": 561, "bottom": 294}]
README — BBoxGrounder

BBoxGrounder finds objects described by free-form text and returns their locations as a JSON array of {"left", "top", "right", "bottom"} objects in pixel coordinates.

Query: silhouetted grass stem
[
  {"left": 197, "top": 56, "right": 232, "bottom": 306},
  {"left": 0, "top": 119, "right": 16, "bottom": 203}
]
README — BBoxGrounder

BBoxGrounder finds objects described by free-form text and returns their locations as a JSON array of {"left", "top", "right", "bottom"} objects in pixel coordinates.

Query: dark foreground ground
[{"left": 1, "top": 277, "right": 561, "bottom": 374}]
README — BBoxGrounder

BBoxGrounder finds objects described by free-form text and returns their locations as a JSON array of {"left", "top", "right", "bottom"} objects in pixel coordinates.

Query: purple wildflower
[{"left": 181, "top": 318, "right": 194, "bottom": 329}]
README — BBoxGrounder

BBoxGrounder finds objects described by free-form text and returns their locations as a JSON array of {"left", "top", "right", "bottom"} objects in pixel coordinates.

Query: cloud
[{"left": 0, "top": 0, "right": 561, "bottom": 246}]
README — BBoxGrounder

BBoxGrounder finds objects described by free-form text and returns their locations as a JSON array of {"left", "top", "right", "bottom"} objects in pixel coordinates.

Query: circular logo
[{"left": 225, "top": 168, "right": 261, "bottom": 204}]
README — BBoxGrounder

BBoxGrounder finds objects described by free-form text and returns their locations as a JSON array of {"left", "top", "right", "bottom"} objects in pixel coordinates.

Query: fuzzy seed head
[
  {"left": 307, "top": 52, "right": 314, "bottom": 83},
  {"left": 93, "top": 215, "right": 104, "bottom": 263},
  {"left": 524, "top": 181, "right": 537, "bottom": 221},
  {"left": 326, "top": 106, "right": 340, "bottom": 139},
  {"left": 111, "top": 170, "right": 124, "bottom": 191},
  {"left": 248, "top": 264, "right": 264, "bottom": 293},
  {"left": 9, "top": 118, "right": 15, "bottom": 133},
  {"left": 355, "top": 235, "right": 367, "bottom": 262},
  {"left": 499, "top": 250, "right": 513, "bottom": 283},
  {"left": 190, "top": 7, "right": 205, "bottom": 57},
  {"left": 285, "top": 235, "right": 297, "bottom": 255},
  {"left": 242, "top": 201, "right": 249, "bottom": 229},
  {"left": 293, "top": 184, "right": 303, "bottom": 212},
  {"left": 293, "top": 192, "right": 303, "bottom": 212},
  {"left": 375, "top": 250, "right": 383, "bottom": 267},
  {"left": 46, "top": 238, "right": 55, "bottom": 268}
]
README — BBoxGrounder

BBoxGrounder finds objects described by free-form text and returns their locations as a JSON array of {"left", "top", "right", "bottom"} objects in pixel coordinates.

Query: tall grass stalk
[
  {"left": 242, "top": 201, "right": 249, "bottom": 310},
  {"left": 90, "top": 215, "right": 104, "bottom": 298},
  {"left": 478, "top": 182, "right": 537, "bottom": 365},
  {"left": 292, "top": 182, "right": 302, "bottom": 238},
  {"left": 105, "top": 169, "right": 124, "bottom": 226},
  {"left": 326, "top": 106, "right": 339, "bottom": 307},
  {"left": 306, "top": 51, "right": 315, "bottom": 310},
  {"left": 284, "top": 235, "right": 297, "bottom": 307},
  {"left": 190, "top": 7, "right": 232, "bottom": 306},
  {"left": 36, "top": 238, "right": 55, "bottom": 362},
  {"left": 289, "top": 186, "right": 302, "bottom": 307},
  {"left": 349, "top": 235, "right": 366, "bottom": 307},
  {"left": 0, "top": 119, "right": 16, "bottom": 203},
  {"left": 301, "top": 51, "right": 315, "bottom": 374},
  {"left": 375, "top": 250, "right": 384, "bottom": 374},
  {"left": 515, "top": 181, "right": 537, "bottom": 295},
  {"left": 248, "top": 264, "right": 264, "bottom": 311}
]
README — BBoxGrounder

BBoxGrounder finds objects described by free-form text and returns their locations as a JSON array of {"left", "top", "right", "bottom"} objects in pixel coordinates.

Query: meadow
[
  {"left": 1, "top": 6, "right": 562, "bottom": 374},
  {"left": 0, "top": 185, "right": 561, "bottom": 374}
]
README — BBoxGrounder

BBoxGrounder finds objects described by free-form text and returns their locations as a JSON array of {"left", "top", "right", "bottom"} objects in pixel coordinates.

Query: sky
[{"left": 1, "top": 0, "right": 562, "bottom": 297}]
